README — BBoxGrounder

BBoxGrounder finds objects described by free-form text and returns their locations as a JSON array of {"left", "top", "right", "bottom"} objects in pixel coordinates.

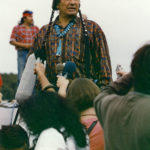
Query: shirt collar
[
  {"left": 52, "top": 15, "right": 80, "bottom": 27},
  {"left": 20, "top": 24, "right": 33, "bottom": 28}
]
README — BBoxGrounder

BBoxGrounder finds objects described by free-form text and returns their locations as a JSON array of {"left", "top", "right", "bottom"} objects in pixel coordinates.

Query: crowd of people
[{"left": 0, "top": 0, "right": 150, "bottom": 150}]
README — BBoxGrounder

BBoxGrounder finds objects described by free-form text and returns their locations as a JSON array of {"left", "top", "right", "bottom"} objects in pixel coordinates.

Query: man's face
[
  {"left": 57, "top": 0, "right": 80, "bottom": 17},
  {"left": 24, "top": 15, "right": 33, "bottom": 25}
]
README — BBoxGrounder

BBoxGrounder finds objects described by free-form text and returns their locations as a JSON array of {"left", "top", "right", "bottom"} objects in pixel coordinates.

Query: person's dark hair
[
  {"left": 67, "top": 78, "right": 100, "bottom": 113},
  {"left": 0, "top": 125, "right": 29, "bottom": 149},
  {"left": 131, "top": 44, "right": 150, "bottom": 94},
  {"left": 19, "top": 17, "right": 26, "bottom": 25},
  {"left": 18, "top": 10, "right": 33, "bottom": 25},
  {"left": 19, "top": 91, "right": 87, "bottom": 148},
  {"left": 52, "top": 0, "right": 60, "bottom": 10}
]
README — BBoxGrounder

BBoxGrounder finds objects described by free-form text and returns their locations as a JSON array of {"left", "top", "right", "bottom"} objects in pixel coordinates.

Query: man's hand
[
  {"left": 34, "top": 62, "right": 55, "bottom": 92},
  {"left": 116, "top": 71, "right": 128, "bottom": 78},
  {"left": 57, "top": 76, "right": 69, "bottom": 88},
  {"left": 10, "top": 41, "right": 32, "bottom": 49},
  {"left": 24, "top": 44, "right": 32, "bottom": 49},
  {"left": 57, "top": 76, "right": 69, "bottom": 98},
  {"left": 113, "top": 72, "right": 133, "bottom": 95}
]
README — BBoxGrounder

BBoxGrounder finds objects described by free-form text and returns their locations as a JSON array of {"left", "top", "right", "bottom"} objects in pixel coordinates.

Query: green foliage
[{"left": 1, "top": 73, "right": 17, "bottom": 100}]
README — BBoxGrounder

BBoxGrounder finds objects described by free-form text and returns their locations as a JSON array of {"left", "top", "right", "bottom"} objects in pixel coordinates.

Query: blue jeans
[{"left": 17, "top": 50, "right": 28, "bottom": 83}]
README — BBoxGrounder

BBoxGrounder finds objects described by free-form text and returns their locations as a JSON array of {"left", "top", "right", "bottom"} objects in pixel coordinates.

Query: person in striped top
[{"left": 32, "top": 0, "right": 112, "bottom": 88}]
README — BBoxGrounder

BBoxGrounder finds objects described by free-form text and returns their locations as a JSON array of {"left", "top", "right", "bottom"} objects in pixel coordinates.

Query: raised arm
[{"left": 34, "top": 62, "right": 55, "bottom": 92}]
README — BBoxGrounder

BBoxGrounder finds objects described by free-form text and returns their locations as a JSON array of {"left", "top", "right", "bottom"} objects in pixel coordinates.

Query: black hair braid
[
  {"left": 78, "top": 9, "right": 88, "bottom": 39},
  {"left": 45, "top": 10, "right": 55, "bottom": 39},
  {"left": 42, "top": 10, "right": 55, "bottom": 47},
  {"left": 37, "top": 10, "right": 55, "bottom": 62},
  {"left": 78, "top": 9, "right": 90, "bottom": 78}
]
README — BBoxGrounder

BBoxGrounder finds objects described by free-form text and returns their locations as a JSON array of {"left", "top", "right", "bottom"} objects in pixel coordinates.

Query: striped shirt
[{"left": 31, "top": 17, "right": 112, "bottom": 87}]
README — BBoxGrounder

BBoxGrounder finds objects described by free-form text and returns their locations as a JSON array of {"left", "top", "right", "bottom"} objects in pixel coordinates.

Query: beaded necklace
[{"left": 54, "top": 22, "right": 74, "bottom": 56}]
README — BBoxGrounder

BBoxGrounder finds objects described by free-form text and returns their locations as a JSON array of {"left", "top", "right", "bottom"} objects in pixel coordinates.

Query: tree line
[{"left": 1, "top": 73, "right": 17, "bottom": 100}]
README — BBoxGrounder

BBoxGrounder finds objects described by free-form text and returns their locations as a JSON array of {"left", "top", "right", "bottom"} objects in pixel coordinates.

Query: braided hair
[
  {"left": 35, "top": 10, "right": 55, "bottom": 62},
  {"left": 78, "top": 9, "right": 90, "bottom": 78},
  {"left": 79, "top": 9, "right": 99, "bottom": 80},
  {"left": 42, "top": 0, "right": 58, "bottom": 44},
  {"left": 42, "top": 10, "right": 55, "bottom": 47}
]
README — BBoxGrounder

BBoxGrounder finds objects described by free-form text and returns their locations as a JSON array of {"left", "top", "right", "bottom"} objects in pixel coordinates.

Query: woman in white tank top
[{"left": 19, "top": 91, "right": 89, "bottom": 150}]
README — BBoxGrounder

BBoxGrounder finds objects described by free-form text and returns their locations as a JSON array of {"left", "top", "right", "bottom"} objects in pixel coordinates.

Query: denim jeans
[{"left": 17, "top": 50, "right": 28, "bottom": 83}]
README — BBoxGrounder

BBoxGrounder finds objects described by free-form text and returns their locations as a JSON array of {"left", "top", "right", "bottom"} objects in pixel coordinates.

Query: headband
[{"left": 23, "top": 11, "right": 33, "bottom": 17}]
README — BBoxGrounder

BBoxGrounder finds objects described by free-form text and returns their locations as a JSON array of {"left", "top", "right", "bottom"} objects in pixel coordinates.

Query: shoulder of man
[
  {"left": 94, "top": 86, "right": 121, "bottom": 126},
  {"left": 38, "top": 24, "right": 49, "bottom": 33},
  {"left": 84, "top": 19, "right": 102, "bottom": 30},
  {"left": 13, "top": 25, "right": 21, "bottom": 30},
  {"left": 95, "top": 87, "right": 120, "bottom": 109},
  {"left": 33, "top": 24, "right": 49, "bottom": 39},
  {"left": 81, "top": 19, "right": 104, "bottom": 38}
]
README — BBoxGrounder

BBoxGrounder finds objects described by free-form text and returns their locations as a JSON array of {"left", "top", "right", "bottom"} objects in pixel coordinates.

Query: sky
[{"left": 1, "top": 0, "right": 150, "bottom": 79}]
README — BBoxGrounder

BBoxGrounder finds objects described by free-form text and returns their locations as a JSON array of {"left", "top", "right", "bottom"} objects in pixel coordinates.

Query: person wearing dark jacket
[{"left": 94, "top": 44, "right": 150, "bottom": 150}]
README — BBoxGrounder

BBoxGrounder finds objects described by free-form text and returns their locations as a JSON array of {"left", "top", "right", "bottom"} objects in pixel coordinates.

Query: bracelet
[{"left": 42, "top": 85, "right": 55, "bottom": 91}]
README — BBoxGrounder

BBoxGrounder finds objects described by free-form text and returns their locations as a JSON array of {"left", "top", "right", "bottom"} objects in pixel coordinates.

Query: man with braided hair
[{"left": 32, "top": 0, "right": 112, "bottom": 88}]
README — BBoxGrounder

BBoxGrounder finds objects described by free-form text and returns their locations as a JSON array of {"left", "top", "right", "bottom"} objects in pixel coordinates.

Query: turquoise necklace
[{"left": 54, "top": 22, "right": 74, "bottom": 56}]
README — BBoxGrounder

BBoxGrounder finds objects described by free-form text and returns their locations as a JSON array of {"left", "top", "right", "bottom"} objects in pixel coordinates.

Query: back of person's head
[
  {"left": 0, "top": 125, "right": 29, "bottom": 150},
  {"left": 67, "top": 78, "right": 100, "bottom": 113},
  {"left": 131, "top": 44, "right": 150, "bottom": 94},
  {"left": 20, "top": 91, "right": 87, "bottom": 148}
]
